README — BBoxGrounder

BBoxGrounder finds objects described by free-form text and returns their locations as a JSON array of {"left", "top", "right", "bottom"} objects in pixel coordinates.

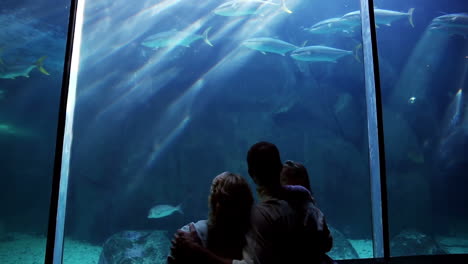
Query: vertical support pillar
[
  {"left": 359, "top": 0, "right": 390, "bottom": 260},
  {"left": 44, "top": 0, "right": 85, "bottom": 263}
]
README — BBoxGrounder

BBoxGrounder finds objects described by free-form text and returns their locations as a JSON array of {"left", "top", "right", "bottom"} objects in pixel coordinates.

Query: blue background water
[{"left": 0, "top": 0, "right": 467, "bottom": 259}]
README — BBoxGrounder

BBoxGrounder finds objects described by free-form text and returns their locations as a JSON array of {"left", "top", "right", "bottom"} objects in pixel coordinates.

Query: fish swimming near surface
[
  {"left": 290, "top": 45, "right": 356, "bottom": 63},
  {"left": 141, "top": 27, "right": 213, "bottom": 49},
  {"left": 305, "top": 17, "right": 357, "bottom": 35},
  {"left": 147, "top": 204, "right": 183, "bottom": 219},
  {"left": 213, "top": 0, "right": 292, "bottom": 17},
  {"left": 0, "top": 56, "right": 49, "bottom": 79},
  {"left": 429, "top": 13, "right": 468, "bottom": 37},
  {"left": 242, "top": 37, "right": 298, "bottom": 55},
  {"left": 341, "top": 8, "right": 415, "bottom": 28}
]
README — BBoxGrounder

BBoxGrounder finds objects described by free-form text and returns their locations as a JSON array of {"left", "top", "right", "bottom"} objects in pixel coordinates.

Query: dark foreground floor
[{"left": 339, "top": 254, "right": 468, "bottom": 264}]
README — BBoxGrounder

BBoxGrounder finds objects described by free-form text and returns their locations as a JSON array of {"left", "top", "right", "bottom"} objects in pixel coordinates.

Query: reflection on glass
[
  {"left": 0, "top": 1, "right": 69, "bottom": 263},
  {"left": 64, "top": 0, "right": 373, "bottom": 262},
  {"left": 375, "top": 0, "right": 468, "bottom": 257}
]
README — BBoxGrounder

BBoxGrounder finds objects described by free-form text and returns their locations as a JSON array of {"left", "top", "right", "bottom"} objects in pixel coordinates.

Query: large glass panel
[
  {"left": 0, "top": 0, "right": 70, "bottom": 263},
  {"left": 63, "top": 0, "right": 374, "bottom": 262},
  {"left": 373, "top": 0, "right": 468, "bottom": 257}
]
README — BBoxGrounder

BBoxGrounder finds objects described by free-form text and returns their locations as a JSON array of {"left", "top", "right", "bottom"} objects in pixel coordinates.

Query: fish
[
  {"left": 290, "top": 45, "right": 354, "bottom": 63},
  {"left": 0, "top": 124, "right": 15, "bottom": 135},
  {"left": 431, "top": 13, "right": 468, "bottom": 27},
  {"left": 0, "top": 123, "right": 31, "bottom": 137},
  {"left": 213, "top": 0, "right": 292, "bottom": 17},
  {"left": 305, "top": 17, "right": 357, "bottom": 35},
  {"left": 242, "top": 37, "right": 298, "bottom": 55},
  {"left": 429, "top": 13, "right": 468, "bottom": 37},
  {"left": 141, "top": 27, "right": 213, "bottom": 49},
  {"left": 0, "top": 56, "right": 49, "bottom": 79},
  {"left": 341, "top": 8, "right": 415, "bottom": 28},
  {"left": 147, "top": 204, "right": 183, "bottom": 219}
]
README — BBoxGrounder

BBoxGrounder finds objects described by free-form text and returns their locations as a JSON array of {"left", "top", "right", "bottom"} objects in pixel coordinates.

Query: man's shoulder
[
  {"left": 252, "top": 198, "right": 295, "bottom": 222},
  {"left": 255, "top": 198, "right": 290, "bottom": 210}
]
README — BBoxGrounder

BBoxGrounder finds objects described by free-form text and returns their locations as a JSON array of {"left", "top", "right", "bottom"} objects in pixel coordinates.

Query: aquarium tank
[{"left": 0, "top": 0, "right": 467, "bottom": 263}]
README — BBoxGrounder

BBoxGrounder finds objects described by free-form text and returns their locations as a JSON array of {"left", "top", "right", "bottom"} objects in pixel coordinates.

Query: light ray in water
[
  {"left": 125, "top": 114, "right": 191, "bottom": 196},
  {"left": 78, "top": 0, "right": 300, "bottom": 111},
  {"left": 145, "top": 116, "right": 191, "bottom": 169},
  {"left": 79, "top": 0, "right": 186, "bottom": 65},
  {"left": 142, "top": 77, "right": 208, "bottom": 170},
  {"left": 152, "top": 0, "right": 305, "bottom": 123},
  {"left": 77, "top": 71, "right": 120, "bottom": 102},
  {"left": 390, "top": 27, "right": 451, "bottom": 104},
  {"left": 141, "top": 55, "right": 250, "bottom": 171},
  {"left": 88, "top": 10, "right": 216, "bottom": 122},
  {"left": 124, "top": 78, "right": 207, "bottom": 194},
  {"left": 93, "top": 66, "right": 180, "bottom": 123},
  {"left": 78, "top": 0, "right": 303, "bottom": 191}
]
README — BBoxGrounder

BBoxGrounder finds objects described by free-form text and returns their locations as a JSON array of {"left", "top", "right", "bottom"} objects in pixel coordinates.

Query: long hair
[{"left": 207, "top": 172, "right": 254, "bottom": 259}]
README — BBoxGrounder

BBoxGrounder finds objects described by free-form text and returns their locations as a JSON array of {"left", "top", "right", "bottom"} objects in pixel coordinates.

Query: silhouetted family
[{"left": 168, "top": 141, "right": 335, "bottom": 264}]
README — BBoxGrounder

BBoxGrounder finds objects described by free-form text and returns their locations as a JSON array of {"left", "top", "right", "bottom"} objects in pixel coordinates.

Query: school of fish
[{"left": 139, "top": 1, "right": 427, "bottom": 64}]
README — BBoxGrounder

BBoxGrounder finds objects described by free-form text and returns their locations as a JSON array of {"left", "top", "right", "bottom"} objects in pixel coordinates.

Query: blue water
[{"left": 1, "top": 0, "right": 467, "bottom": 261}]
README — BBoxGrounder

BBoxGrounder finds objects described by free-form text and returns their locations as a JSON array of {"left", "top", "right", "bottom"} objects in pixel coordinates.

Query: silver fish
[
  {"left": 341, "top": 8, "right": 415, "bottom": 28},
  {"left": 305, "top": 17, "right": 356, "bottom": 35},
  {"left": 290, "top": 45, "right": 353, "bottom": 63},
  {"left": 429, "top": 13, "right": 468, "bottom": 37},
  {"left": 213, "top": 0, "right": 292, "bottom": 17},
  {"left": 141, "top": 27, "right": 213, "bottom": 49},
  {"left": 242, "top": 37, "right": 297, "bottom": 55},
  {"left": 0, "top": 56, "right": 49, "bottom": 79},
  {"left": 147, "top": 204, "right": 183, "bottom": 219},
  {"left": 431, "top": 13, "right": 468, "bottom": 27}
]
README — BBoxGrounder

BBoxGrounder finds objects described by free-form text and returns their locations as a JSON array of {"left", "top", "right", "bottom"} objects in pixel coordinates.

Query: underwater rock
[
  {"left": 383, "top": 108, "right": 424, "bottom": 167},
  {"left": 328, "top": 227, "right": 359, "bottom": 259},
  {"left": 98, "top": 230, "right": 170, "bottom": 264},
  {"left": 387, "top": 169, "right": 432, "bottom": 237},
  {"left": 333, "top": 92, "right": 365, "bottom": 145},
  {"left": 303, "top": 133, "right": 371, "bottom": 237},
  {"left": 390, "top": 229, "right": 447, "bottom": 256}
]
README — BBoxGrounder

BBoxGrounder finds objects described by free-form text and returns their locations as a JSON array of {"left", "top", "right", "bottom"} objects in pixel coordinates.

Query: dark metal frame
[{"left": 44, "top": 0, "right": 79, "bottom": 263}]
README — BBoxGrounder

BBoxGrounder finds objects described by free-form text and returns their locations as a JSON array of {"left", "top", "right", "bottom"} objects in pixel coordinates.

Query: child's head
[{"left": 281, "top": 160, "right": 311, "bottom": 191}]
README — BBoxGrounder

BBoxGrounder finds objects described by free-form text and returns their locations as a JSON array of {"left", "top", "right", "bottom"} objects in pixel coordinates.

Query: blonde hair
[{"left": 207, "top": 172, "right": 254, "bottom": 259}]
